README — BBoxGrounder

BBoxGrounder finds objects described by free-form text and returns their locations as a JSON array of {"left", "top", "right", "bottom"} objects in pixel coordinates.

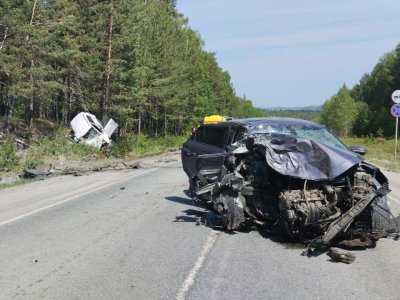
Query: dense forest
[
  {"left": 320, "top": 43, "right": 400, "bottom": 137},
  {"left": 0, "top": 0, "right": 261, "bottom": 137}
]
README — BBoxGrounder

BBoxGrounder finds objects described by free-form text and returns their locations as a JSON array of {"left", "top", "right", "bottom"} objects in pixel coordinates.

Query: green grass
[
  {"left": 0, "top": 178, "right": 35, "bottom": 190},
  {"left": 109, "top": 134, "right": 186, "bottom": 159},
  {"left": 21, "top": 128, "right": 102, "bottom": 170},
  {"left": 1, "top": 131, "right": 187, "bottom": 189},
  {"left": 0, "top": 137, "right": 20, "bottom": 172},
  {"left": 1, "top": 129, "right": 186, "bottom": 175},
  {"left": 342, "top": 136, "right": 400, "bottom": 172}
]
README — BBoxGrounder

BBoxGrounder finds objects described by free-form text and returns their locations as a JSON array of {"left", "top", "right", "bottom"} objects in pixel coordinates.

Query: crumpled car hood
[{"left": 247, "top": 133, "right": 363, "bottom": 181}]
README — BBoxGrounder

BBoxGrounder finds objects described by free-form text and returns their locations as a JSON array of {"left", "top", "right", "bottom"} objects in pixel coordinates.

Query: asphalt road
[{"left": 0, "top": 153, "right": 399, "bottom": 300}]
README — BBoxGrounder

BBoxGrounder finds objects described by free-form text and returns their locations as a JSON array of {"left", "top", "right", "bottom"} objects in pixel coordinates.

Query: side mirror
[{"left": 349, "top": 145, "right": 367, "bottom": 156}]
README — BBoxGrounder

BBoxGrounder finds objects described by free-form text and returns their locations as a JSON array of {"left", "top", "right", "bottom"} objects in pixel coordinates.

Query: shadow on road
[
  {"left": 164, "top": 196, "right": 194, "bottom": 206},
  {"left": 164, "top": 194, "right": 208, "bottom": 223}
]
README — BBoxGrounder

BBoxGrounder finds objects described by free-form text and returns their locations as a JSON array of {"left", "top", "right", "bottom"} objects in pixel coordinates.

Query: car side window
[
  {"left": 194, "top": 126, "right": 207, "bottom": 143},
  {"left": 229, "top": 127, "right": 244, "bottom": 146},
  {"left": 228, "top": 127, "right": 237, "bottom": 145},
  {"left": 231, "top": 128, "right": 245, "bottom": 145},
  {"left": 194, "top": 125, "right": 229, "bottom": 148}
]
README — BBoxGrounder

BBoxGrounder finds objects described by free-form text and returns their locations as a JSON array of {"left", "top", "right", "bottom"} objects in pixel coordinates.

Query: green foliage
[
  {"left": 342, "top": 136, "right": 400, "bottom": 172},
  {"left": 24, "top": 158, "right": 39, "bottom": 169},
  {"left": 0, "top": 178, "right": 34, "bottom": 190},
  {"left": 320, "top": 85, "right": 360, "bottom": 136},
  {"left": 346, "top": 44, "right": 400, "bottom": 137},
  {"left": 109, "top": 134, "right": 186, "bottom": 158},
  {"left": 0, "top": 138, "right": 20, "bottom": 171},
  {"left": 321, "top": 42, "right": 400, "bottom": 137},
  {"left": 24, "top": 133, "right": 101, "bottom": 167},
  {"left": 0, "top": 0, "right": 261, "bottom": 137}
]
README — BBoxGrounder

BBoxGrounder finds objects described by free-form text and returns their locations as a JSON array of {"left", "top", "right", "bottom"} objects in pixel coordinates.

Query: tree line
[
  {"left": 260, "top": 109, "right": 320, "bottom": 121},
  {"left": 0, "top": 0, "right": 261, "bottom": 137},
  {"left": 320, "top": 43, "right": 400, "bottom": 137}
]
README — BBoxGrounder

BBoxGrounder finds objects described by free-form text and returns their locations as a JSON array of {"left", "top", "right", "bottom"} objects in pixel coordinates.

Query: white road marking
[
  {"left": 176, "top": 230, "right": 219, "bottom": 300},
  {"left": 0, "top": 168, "right": 158, "bottom": 227},
  {"left": 388, "top": 195, "right": 400, "bottom": 206}
]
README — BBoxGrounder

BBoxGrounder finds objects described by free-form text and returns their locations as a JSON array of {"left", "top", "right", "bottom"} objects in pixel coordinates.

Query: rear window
[{"left": 194, "top": 125, "right": 229, "bottom": 148}]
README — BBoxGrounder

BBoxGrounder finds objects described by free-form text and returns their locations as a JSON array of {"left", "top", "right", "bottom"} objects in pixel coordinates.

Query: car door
[{"left": 181, "top": 125, "right": 229, "bottom": 179}]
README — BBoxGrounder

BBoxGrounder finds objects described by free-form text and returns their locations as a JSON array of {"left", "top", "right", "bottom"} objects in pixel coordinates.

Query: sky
[{"left": 177, "top": 0, "right": 400, "bottom": 108}]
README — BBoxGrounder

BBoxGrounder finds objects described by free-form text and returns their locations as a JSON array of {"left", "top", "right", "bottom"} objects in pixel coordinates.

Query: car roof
[{"left": 209, "top": 117, "right": 324, "bottom": 128}]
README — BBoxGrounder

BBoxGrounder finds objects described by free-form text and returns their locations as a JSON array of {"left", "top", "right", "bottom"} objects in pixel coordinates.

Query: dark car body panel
[
  {"left": 182, "top": 117, "right": 360, "bottom": 181},
  {"left": 250, "top": 133, "right": 363, "bottom": 180},
  {"left": 181, "top": 117, "right": 394, "bottom": 245},
  {"left": 181, "top": 139, "right": 226, "bottom": 179},
  {"left": 182, "top": 123, "right": 246, "bottom": 180}
]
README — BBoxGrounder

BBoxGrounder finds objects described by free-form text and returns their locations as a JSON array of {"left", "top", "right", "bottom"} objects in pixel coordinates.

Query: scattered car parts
[
  {"left": 23, "top": 165, "right": 54, "bottom": 178},
  {"left": 328, "top": 247, "right": 356, "bottom": 264}
]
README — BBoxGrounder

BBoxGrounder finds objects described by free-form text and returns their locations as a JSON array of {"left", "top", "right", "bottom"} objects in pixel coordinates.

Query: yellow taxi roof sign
[{"left": 203, "top": 115, "right": 226, "bottom": 124}]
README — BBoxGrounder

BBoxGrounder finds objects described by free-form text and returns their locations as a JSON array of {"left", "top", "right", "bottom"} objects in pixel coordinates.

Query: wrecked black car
[{"left": 182, "top": 118, "right": 396, "bottom": 248}]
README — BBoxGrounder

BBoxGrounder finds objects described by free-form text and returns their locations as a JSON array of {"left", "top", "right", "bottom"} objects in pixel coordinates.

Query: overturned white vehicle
[{"left": 70, "top": 112, "right": 118, "bottom": 148}]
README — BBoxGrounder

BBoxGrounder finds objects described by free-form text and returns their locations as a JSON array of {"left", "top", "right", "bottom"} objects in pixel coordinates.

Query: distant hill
[
  {"left": 259, "top": 105, "right": 322, "bottom": 111},
  {"left": 257, "top": 106, "right": 322, "bottom": 121}
]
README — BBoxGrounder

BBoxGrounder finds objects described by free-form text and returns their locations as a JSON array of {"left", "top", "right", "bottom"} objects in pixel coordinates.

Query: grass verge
[
  {"left": 342, "top": 137, "right": 400, "bottom": 172},
  {"left": 1, "top": 129, "right": 187, "bottom": 185},
  {"left": 0, "top": 178, "right": 35, "bottom": 190}
]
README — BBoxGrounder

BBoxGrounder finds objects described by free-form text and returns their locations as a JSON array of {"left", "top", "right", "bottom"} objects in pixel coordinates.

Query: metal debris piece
[
  {"left": 164, "top": 158, "right": 178, "bottom": 163},
  {"left": 130, "top": 162, "right": 141, "bottom": 169},
  {"left": 337, "top": 237, "right": 376, "bottom": 249},
  {"left": 23, "top": 165, "right": 54, "bottom": 178},
  {"left": 328, "top": 247, "right": 356, "bottom": 264},
  {"left": 14, "top": 137, "right": 29, "bottom": 149}
]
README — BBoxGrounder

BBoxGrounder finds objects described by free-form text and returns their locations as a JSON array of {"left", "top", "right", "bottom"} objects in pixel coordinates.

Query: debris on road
[
  {"left": 22, "top": 165, "right": 54, "bottom": 178},
  {"left": 157, "top": 158, "right": 178, "bottom": 163},
  {"left": 70, "top": 112, "right": 118, "bottom": 148},
  {"left": 122, "top": 162, "right": 142, "bottom": 169},
  {"left": 337, "top": 237, "right": 375, "bottom": 249},
  {"left": 328, "top": 247, "right": 356, "bottom": 264},
  {"left": 72, "top": 171, "right": 85, "bottom": 177}
]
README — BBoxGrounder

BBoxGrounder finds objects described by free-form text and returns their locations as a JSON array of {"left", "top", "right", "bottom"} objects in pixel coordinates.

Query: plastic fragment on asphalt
[{"left": 328, "top": 247, "right": 356, "bottom": 264}]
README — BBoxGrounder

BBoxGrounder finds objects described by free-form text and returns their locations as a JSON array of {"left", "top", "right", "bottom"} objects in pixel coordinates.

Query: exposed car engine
[{"left": 195, "top": 133, "right": 395, "bottom": 248}]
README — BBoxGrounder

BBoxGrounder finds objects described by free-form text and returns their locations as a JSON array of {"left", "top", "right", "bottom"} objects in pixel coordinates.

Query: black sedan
[{"left": 181, "top": 118, "right": 394, "bottom": 248}]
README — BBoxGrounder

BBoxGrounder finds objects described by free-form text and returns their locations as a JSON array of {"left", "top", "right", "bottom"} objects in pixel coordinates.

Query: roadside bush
[
  {"left": 342, "top": 136, "right": 400, "bottom": 172},
  {"left": 24, "top": 158, "right": 39, "bottom": 169},
  {"left": 157, "top": 136, "right": 187, "bottom": 149},
  {"left": 23, "top": 130, "right": 101, "bottom": 168},
  {"left": 0, "top": 138, "right": 20, "bottom": 171},
  {"left": 109, "top": 134, "right": 186, "bottom": 158},
  {"left": 109, "top": 135, "right": 137, "bottom": 157}
]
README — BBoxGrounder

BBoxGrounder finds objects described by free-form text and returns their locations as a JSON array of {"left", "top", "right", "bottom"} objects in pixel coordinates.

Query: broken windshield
[{"left": 249, "top": 123, "right": 347, "bottom": 150}]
